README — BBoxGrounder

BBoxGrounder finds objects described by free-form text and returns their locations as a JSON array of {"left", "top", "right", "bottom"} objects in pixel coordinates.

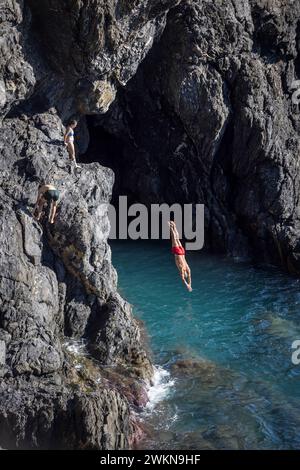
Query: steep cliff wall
[
  {"left": 0, "top": 0, "right": 179, "bottom": 449},
  {"left": 92, "top": 0, "right": 300, "bottom": 272},
  {"left": 1, "top": 0, "right": 300, "bottom": 450}
]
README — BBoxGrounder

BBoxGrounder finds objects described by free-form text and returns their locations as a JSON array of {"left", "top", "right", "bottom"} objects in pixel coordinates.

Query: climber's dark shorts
[{"left": 44, "top": 189, "right": 59, "bottom": 202}]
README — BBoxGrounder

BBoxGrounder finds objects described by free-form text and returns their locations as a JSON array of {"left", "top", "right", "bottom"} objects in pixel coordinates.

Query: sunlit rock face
[{"left": 20, "top": 0, "right": 180, "bottom": 116}]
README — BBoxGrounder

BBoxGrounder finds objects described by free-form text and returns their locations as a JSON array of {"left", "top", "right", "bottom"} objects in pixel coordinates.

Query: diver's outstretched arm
[
  {"left": 186, "top": 267, "right": 192, "bottom": 292},
  {"left": 172, "top": 222, "right": 181, "bottom": 241}
]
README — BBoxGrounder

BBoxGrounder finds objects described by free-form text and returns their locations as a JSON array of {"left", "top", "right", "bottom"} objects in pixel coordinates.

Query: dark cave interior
[{"left": 80, "top": 116, "right": 127, "bottom": 205}]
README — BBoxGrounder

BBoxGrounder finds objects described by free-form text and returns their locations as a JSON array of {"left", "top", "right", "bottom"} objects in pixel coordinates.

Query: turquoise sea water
[{"left": 111, "top": 241, "right": 300, "bottom": 450}]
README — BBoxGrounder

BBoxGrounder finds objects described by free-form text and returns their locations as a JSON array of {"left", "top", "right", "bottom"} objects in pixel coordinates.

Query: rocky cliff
[
  {"left": 0, "top": 0, "right": 170, "bottom": 449},
  {"left": 1, "top": 0, "right": 300, "bottom": 450}
]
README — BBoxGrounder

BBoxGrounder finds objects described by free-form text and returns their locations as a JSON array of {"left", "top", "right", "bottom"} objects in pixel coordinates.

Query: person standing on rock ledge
[
  {"left": 169, "top": 221, "right": 192, "bottom": 292},
  {"left": 64, "top": 119, "right": 81, "bottom": 169},
  {"left": 33, "top": 183, "right": 59, "bottom": 224}
]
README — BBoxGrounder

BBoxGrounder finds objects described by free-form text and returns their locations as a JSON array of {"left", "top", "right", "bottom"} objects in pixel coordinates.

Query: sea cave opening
[
  {"left": 80, "top": 114, "right": 182, "bottom": 245},
  {"left": 79, "top": 116, "right": 144, "bottom": 210},
  {"left": 80, "top": 115, "right": 127, "bottom": 206}
]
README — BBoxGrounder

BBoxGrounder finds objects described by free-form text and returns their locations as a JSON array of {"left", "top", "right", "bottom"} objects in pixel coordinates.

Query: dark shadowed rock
[{"left": 0, "top": 377, "right": 131, "bottom": 449}]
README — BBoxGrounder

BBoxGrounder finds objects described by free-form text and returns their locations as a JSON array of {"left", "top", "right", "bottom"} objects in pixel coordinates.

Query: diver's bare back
[{"left": 175, "top": 255, "right": 188, "bottom": 276}]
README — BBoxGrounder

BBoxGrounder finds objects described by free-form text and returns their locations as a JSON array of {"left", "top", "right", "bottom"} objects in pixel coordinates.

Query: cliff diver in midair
[
  {"left": 169, "top": 220, "right": 192, "bottom": 292},
  {"left": 33, "top": 183, "right": 60, "bottom": 224}
]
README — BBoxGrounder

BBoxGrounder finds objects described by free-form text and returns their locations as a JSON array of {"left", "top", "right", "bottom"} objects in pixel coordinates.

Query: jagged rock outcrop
[
  {"left": 0, "top": 0, "right": 186, "bottom": 450},
  {"left": 0, "top": 108, "right": 153, "bottom": 449},
  {"left": 91, "top": 0, "right": 300, "bottom": 272}
]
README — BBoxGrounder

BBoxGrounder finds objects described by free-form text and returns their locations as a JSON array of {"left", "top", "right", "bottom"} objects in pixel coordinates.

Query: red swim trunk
[{"left": 172, "top": 246, "right": 186, "bottom": 256}]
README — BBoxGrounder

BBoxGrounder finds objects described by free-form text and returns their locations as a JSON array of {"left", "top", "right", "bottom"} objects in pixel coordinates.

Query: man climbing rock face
[{"left": 33, "top": 183, "right": 60, "bottom": 224}]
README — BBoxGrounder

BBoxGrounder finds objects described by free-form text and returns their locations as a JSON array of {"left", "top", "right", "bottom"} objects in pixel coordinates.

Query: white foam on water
[
  {"left": 63, "top": 339, "right": 88, "bottom": 357},
  {"left": 145, "top": 366, "right": 175, "bottom": 412}
]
